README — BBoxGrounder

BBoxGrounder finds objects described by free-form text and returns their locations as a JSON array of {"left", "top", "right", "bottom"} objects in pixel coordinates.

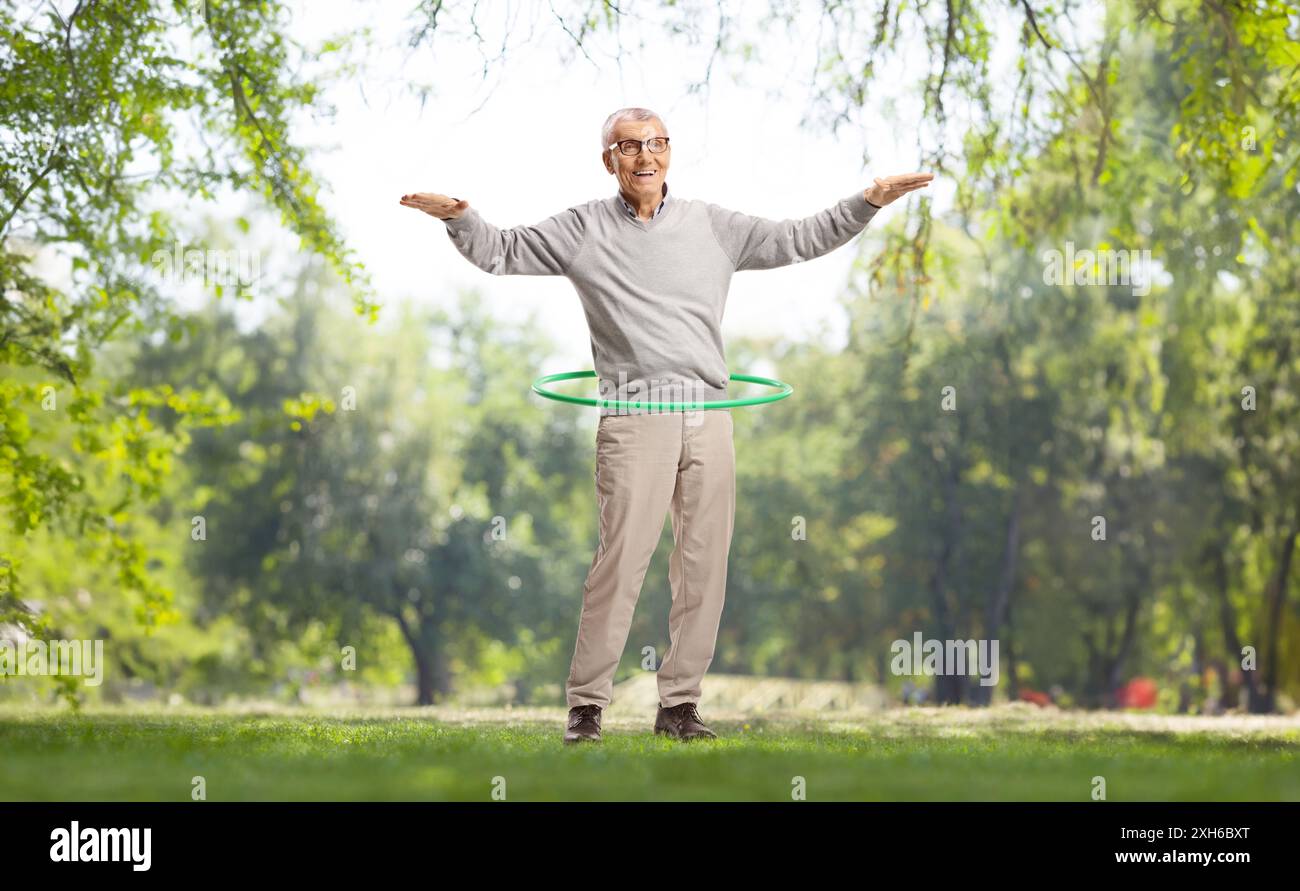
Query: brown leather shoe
[
  {"left": 654, "top": 702, "right": 718, "bottom": 741},
  {"left": 564, "top": 704, "right": 602, "bottom": 744}
]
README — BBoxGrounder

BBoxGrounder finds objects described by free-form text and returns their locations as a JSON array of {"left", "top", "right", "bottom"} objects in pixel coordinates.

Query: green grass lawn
[{"left": 1, "top": 703, "right": 1296, "bottom": 801}]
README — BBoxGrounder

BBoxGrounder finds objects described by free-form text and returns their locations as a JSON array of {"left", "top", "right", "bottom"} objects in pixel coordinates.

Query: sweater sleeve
[
  {"left": 705, "top": 190, "right": 880, "bottom": 272},
  {"left": 442, "top": 204, "right": 587, "bottom": 276}
]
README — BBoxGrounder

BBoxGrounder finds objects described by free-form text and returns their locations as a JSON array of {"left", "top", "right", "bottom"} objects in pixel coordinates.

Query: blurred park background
[{"left": 2, "top": 0, "right": 1299, "bottom": 723}]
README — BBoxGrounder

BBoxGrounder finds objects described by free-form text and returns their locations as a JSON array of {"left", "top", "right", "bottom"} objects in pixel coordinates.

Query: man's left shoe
[
  {"left": 564, "top": 704, "right": 603, "bottom": 744},
  {"left": 654, "top": 702, "right": 718, "bottom": 741}
]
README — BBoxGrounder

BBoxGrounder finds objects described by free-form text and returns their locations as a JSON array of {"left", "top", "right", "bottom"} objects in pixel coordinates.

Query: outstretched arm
[
  {"left": 706, "top": 172, "right": 933, "bottom": 272},
  {"left": 400, "top": 192, "right": 586, "bottom": 276}
]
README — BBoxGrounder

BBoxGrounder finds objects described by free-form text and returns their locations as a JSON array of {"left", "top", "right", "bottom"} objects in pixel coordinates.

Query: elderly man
[{"left": 401, "top": 107, "right": 931, "bottom": 744}]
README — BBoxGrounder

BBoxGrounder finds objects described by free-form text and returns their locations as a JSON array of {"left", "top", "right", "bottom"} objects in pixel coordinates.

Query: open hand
[
  {"left": 865, "top": 173, "right": 934, "bottom": 207},
  {"left": 400, "top": 192, "right": 470, "bottom": 220}
]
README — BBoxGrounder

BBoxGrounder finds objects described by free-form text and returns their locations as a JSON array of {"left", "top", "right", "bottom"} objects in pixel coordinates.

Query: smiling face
[{"left": 603, "top": 116, "right": 670, "bottom": 198}]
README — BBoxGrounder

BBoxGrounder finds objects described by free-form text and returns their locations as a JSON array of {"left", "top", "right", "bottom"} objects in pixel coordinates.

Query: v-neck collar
[{"left": 612, "top": 182, "right": 675, "bottom": 231}]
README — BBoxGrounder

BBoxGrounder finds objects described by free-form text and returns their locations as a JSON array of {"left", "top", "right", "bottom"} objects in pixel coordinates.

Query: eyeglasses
[{"left": 608, "top": 136, "right": 670, "bottom": 156}]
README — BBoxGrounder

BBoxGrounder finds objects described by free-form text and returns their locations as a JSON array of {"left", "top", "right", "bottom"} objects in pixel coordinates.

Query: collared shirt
[{"left": 618, "top": 180, "right": 670, "bottom": 222}]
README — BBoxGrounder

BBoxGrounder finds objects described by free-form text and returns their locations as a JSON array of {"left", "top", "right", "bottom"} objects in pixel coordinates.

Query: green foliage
[
  {"left": 1, "top": 0, "right": 376, "bottom": 675},
  {"left": 5, "top": 0, "right": 1299, "bottom": 712}
]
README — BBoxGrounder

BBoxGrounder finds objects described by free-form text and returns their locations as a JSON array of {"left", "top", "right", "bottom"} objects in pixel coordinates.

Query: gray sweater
[{"left": 442, "top": 186, "right": 880, "bottom": 415}]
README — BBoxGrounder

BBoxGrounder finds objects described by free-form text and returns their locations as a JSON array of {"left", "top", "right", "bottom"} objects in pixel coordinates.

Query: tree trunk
[
  {"left": 1259, "top": 527, "right": 1297, "bottom": 714},
  {"left": 393, "top": 610, "right": 452, "bottom": 706},
  {"left": 971, "top": 482, "right": 1024, "bottom": 706},
  {"left": 1207, "top": 543, "right": 1260, "bottom": 710},
  {"left": 928, "top": 434, "right": 966, "bottom": 705},
  {"left": 1082, "top": 632, "right": 1101, "bottom": 707},
  {"left": 1005, "top": 622, "right": 1020, "bottom": 701},
  {"left": 1104, "top": 570, "right": 1143, "bottom": 707},
  {"left": 412, "top": 645, "right": 451, "bottom": 706}
]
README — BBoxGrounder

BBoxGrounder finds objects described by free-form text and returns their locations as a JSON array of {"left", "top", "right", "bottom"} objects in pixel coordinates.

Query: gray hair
[{"left": 601, "top": 107, "right": 666, "bottom": 155}]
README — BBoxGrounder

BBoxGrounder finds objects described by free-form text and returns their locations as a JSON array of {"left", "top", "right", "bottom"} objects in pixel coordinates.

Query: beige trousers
[{"left": 566, "top": 409, "right": 736, "bottom": 709}]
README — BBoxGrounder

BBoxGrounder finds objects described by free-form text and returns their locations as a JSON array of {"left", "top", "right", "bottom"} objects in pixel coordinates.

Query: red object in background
[
  {"left": 1118, "top": 676, "right": 1158, "bottom": 709},
  {"left": 1018, "top": 689, "right": 1052, "bottom": 707}
]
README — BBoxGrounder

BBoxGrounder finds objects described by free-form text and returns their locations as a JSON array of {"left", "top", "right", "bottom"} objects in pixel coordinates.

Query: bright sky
[{"left": 288, "top": 1, "right": 957, "bottom": 372}]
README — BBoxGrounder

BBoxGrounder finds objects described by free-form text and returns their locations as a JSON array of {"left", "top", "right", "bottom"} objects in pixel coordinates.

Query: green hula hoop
[{"left": 532, "top": 370, "right": 793, "bottom": 411}]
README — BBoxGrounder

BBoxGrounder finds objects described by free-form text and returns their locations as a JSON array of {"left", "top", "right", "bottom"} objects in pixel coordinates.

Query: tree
[{"left": 1, "top": 0, "right": 375, "bottom": 657}]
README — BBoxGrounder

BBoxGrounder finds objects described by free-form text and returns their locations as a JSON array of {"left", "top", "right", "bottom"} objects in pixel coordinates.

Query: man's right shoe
[{"left": 563, "top": 704, "right": 602, "bottom": 744}]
